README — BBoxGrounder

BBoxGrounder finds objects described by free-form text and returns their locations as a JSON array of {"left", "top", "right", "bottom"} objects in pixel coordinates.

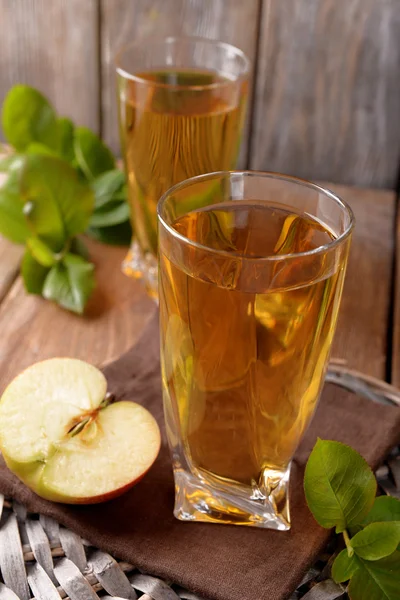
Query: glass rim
[
  {"left": 114, "top": 35, "right": 250, "bottom": 90},
  {"left": 157, "top": 170, "right": 355, "bottom": 262}
]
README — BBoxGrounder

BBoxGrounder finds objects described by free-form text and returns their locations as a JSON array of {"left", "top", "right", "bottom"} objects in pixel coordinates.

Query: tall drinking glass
[
  {"left": 116, "top": 37, "right": 250, "bottom": 297},
  {"left": 158, "top": 171, "right": 354, "bottom": 530}
]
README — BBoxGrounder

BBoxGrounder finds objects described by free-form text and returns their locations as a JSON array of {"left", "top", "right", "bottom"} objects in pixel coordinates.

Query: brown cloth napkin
[{"left": 0, "top": 311, "right": 400, "bottom": 600}]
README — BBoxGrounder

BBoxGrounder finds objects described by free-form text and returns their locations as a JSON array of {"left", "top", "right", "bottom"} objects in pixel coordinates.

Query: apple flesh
[{"left": 0, "top": 358, "right": 161, "bottom": 504}]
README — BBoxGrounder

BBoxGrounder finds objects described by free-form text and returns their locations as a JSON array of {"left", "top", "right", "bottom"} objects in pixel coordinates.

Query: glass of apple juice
[
  {"left": 157, "top": 171, "right": 354, "bottom": 530},
  {"left": 115, "top": 37, "right": 249, "bottom": 298}
]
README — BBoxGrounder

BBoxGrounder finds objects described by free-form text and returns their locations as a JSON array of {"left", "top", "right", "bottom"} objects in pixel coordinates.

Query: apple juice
[
  {"left": 118, "top": 68, "right": 248, "bottom": 260},
  {"left": 159, "top": 202, "right": 348, "bottom": 494}
]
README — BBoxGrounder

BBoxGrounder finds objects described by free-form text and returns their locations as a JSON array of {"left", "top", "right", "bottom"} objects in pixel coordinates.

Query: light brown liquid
[
  {"left": 119, "top": 69, "right": 247, "bottom": 258},
  {"left": 160, "top": 202, "right": 348, "bottom": 490}
]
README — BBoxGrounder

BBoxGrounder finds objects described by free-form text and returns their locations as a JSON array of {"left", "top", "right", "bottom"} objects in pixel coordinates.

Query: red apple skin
[
  {"left": 60, "top": 461, "right": 158, "bottom": 505},
  {"left": 1, "top": 430, "right": 161, "bottom": 505},
  {"left": 46, "top": 435, "right": 162, "bottom": 505}
]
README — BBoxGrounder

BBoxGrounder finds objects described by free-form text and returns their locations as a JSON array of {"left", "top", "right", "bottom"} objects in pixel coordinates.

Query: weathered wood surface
[
  {"left": 0, "top": 238, "right": 23, "bottom": 304},
  {"left": 25, "top": 520, "right": 57, "bottom": 585},
  {"left": 100, "top": 0, "right": 260, "bottom": 167},
  {"left": 250, "top": 0, "right": 400, "bottom": 188},
  {"left": 0, "top": 513, "right": 30, "bottom": 600},
  {"left": 328, "top": 184, "right": 395, "bottom": 379},
  {"left": 0, "top": 0, "right": 99, "bottom": 136},
  {"left": 0, "top": 498, "right": 209, "bottom": 600},
  {"left": 0, "top": 238, "right": 155, "bottom": 389},
  {"left": 392, "top": 199, "right": 400, "bottom": 387},
  {"left": 58, "top": 528, "right": 87, "bottom": 574}
]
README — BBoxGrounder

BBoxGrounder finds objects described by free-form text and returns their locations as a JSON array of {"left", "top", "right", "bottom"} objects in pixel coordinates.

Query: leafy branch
[
  {"left": 304, "top": 439, "right": 400, "bottom": 599},
  {"left": 0, "top": 85, "right": 132, "bottom": 314}
]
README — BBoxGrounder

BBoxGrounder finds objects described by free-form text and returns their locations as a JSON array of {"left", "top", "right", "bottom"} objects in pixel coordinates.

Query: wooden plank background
[
  {"left": 329, "top": 184, "right": 395, "bottom": 378},
  {"left": 392, "top": 203, "right": 400, "bottom": 387},
  {"left": 0, "top": 0, "right": 99, "bottom": 133},
  {"left": 0, "top": 0, "right": 399, "bottom": 186},
  {"left": 250, "top": 0, "right": 400, "bottom": 189}
]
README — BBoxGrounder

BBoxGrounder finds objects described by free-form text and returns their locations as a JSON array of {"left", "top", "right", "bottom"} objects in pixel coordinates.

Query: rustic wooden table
[
  {"left": 0, "top": 181, "right": 399, "bottom": 600},
  {"left": 0, "top": 182, "right": 398, "bottom": 392}
]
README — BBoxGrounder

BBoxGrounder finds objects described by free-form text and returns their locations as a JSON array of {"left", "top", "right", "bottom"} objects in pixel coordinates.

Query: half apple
[{"left": 0, "top": 358, "right": 161, "bottom": 503}]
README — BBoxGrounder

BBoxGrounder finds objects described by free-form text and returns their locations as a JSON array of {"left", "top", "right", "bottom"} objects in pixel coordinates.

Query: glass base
[
  {"left": 122, "top": 239, "right": 158, "bottom": 299},
  {"left": 173, "top": 464, "right": 291, "bottom": 530}
]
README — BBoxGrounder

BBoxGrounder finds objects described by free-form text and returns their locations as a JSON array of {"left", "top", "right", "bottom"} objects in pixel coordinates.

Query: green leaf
[
  {"left": 348, "top": 551, "right": 400, "bottom": 600},
  {"left": 304, "top": 440, "right": 377, "bottom": 533},
  {"left": 0, "top": 172, "right": 30, "bottom": 244},
  {"left": 21, "top": 249, "right": 50, "bottom": 295},
  {"left": 87, "top": 220, "right": 132, "bottom": 246},
  {"left": 90, "top": 169, "right": 130, "bottom": 229},
  {"left": 56, "top": 117, "right": 74, "bottom": 162},
  {"left": 42, "top": 253, "right": 95, "bottom": 314},
  {"left": 350, "top": 522, "right": 400, "bottom": 561},
  {"left": 332, "top": 549, "right": 360, "bottom": 583},
  {"left": 70, "top": 237, "right": 90, "bottom": 260},
  {"left": 26, "top": 142, "right": 60, "bottom": 157},
  {"left": 111, "top": 189, "right": 128, "bottom": 202},
  {"left": 4, "top": 164, "right": 22, "bottom": 194},
  {"left": 90, "top": 200, "right": 130, "bottom": 228},
  {"left": 20, "top": 154, "right": 94, "bottom": 250},
  {"left": 0, "top": 153, "right": 24, "bottom": 172},
  {"left": 63, "top": 253, "right": 95, "bottom": 311},
  {"left": 26, "top": 237, "right": 56, "bottom": 267},
  {"left": 2, "top": 85, "right": 58, "bottom": 151},
  {"left": 74, "top": 126, "right": 115, "bottom": 180},
  {"left": 92, "top": 169, "right": 125, "bottom": 209},
  {"left": 363, "top": 496, "right": 400, "bottom": 526}
]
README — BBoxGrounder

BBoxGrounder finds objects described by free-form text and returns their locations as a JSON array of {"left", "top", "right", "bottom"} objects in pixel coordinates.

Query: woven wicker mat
[{"left": 0, "top": 365, "right": 399, "bottom": 600}]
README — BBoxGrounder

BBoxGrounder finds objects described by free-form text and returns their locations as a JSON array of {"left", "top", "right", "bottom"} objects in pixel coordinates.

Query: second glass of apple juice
[
  {"left": 158, "top": 171, "right": 354, "bottom": 530},
  {"left": 116, "top": 37, "right": 249, "bottom": 297}
]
